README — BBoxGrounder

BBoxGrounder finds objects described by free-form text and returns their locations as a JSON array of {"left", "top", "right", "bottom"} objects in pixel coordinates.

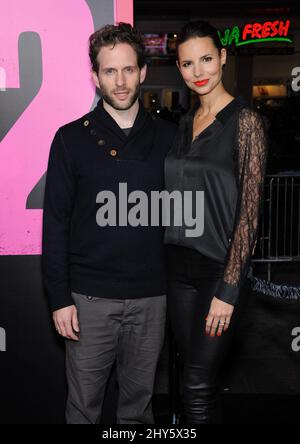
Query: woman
[{"left": 165, "top": 21, "right": 268, "bottom": 424}]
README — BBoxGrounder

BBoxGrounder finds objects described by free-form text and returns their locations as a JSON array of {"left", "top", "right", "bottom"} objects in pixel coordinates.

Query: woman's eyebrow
[{"left": 181, "top": 53, "right": 214, "bottom": 62}]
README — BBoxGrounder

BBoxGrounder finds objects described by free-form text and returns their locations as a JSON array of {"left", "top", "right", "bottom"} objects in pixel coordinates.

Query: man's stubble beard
[{"left": 100, "top": 82, "right": 141, "bottom": 111}]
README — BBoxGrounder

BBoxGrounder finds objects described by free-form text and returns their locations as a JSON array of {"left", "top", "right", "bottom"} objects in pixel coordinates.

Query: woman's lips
[{"left": 194, "top": 79, "right": 209, "bottom": 87}]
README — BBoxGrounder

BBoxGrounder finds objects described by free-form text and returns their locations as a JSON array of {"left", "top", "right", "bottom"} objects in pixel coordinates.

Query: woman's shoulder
[
  {"left": 236, "top": 105, "right": 267, "bottom": 138},
  {"left": 236, "top": 98, "right": 263, "bottom": 124},
  {"left": 177, "top": 105, "right": 197, "bottom": 130}
]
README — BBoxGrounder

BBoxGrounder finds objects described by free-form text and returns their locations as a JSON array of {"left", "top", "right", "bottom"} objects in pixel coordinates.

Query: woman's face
[{"left": 177, "top": 36, "right": 226, "bottom": 96}]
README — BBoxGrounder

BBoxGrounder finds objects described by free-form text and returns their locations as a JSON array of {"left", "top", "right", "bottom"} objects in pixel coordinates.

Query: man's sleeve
[{"left": 42, "top": 129, "right": 76, "bottom": 312}]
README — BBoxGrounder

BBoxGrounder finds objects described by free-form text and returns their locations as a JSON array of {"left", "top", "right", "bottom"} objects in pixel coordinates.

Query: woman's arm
[
  {"left": 206, "top": 108, "right": 268, "bottom": 337},
  {"left": 215, "top": 107, "right": 268, "bottom": 306}
]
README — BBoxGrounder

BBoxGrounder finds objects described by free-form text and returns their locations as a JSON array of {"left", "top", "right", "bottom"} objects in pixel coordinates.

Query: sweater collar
[{"left": 90, "top": 98, "right": 150, "bottom": 141}]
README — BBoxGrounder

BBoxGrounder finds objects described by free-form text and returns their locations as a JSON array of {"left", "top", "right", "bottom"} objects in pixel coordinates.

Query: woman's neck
[{"left": 198, "top": 83, "right": 233, "bottom": 117}]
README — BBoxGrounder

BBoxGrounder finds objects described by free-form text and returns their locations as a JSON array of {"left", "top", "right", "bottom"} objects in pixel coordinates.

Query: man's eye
[
  {"left": 106, "top": 69, "right": 114, "bottom": 74},
  {"left": 203, "top": 57, "right": 212, "bottom": 63},
  {"left": 125, "top": 67, "right": 134, "bottom": 73}
]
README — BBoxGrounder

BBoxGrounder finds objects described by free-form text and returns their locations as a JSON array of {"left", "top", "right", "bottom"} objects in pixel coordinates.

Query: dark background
[
  {"left": 1, "top": 0, "right": 300, "bottom": 424},
  {"left": 1, "top": 257, "right": 300, "bottom": 423}
]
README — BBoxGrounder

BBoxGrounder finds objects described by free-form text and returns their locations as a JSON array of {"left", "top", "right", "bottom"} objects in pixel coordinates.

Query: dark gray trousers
[{"left": 65, "top": 292, "right": 166, "bottom": 424}]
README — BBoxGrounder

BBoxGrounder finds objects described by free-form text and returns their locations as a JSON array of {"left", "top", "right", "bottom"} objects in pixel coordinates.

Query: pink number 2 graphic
[{"left": 0, "top": 0, "right": 95, "bottom": 255}]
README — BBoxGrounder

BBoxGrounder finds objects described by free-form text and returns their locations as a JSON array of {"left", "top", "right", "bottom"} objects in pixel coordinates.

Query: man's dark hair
[{"left": 89, "top": 22, "right": 146, "bottom": 73}]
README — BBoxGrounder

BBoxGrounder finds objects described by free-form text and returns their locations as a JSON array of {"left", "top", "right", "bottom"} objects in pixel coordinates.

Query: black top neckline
[{"left": 190, "top": 95, "right": 246, "bottom": 126}]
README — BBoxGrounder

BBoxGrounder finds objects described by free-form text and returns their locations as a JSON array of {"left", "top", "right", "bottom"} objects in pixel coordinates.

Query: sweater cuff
[
  {"left": 215, "top": 280, "right": 239, "bottom": 306},
  {"left": 47, "top": 290, "right": 74, "bottom": 313}
]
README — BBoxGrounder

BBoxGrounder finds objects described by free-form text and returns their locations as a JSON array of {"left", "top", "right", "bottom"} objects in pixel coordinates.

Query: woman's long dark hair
[{"left": 176, "top": 20, "right": 223, "bottom": 56}]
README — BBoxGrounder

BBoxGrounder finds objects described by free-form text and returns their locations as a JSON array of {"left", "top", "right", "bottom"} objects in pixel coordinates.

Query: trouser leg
[
  {"left": 168, "top": 277, "right": 236, "bottom": 424},
  {"left": 65, "top": 292, "right": 122, "bottom": 424},
  {"left": 116, "top": 295, "right": 167, "bottom": 424}
]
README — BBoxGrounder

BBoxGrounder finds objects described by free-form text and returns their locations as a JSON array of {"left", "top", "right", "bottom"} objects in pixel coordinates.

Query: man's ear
[
  {"left": 140, "top": 64, "right": 147, "bottom": 84},
  {"left": 91, "top": 70, "right": 100, "bottom": 89}
]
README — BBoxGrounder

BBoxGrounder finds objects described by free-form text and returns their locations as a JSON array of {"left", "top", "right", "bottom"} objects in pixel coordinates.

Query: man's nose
[{"left": 115, "top": 71, "right": 126, "bottom": 87}]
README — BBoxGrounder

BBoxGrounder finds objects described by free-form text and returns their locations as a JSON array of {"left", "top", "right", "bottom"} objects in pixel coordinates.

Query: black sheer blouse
[{"left": 164, "top": 96, "right": 268, "bottom": 305}]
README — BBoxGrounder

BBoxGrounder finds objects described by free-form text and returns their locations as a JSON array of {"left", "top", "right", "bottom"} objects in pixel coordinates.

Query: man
[{"left": 42, "top": 23, "right": 177, "bottom": 424}]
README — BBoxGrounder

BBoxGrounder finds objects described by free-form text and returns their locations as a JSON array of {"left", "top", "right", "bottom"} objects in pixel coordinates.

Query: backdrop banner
[
  {"left": 0, "top": 0, "right": 299, "bottom": 426},
  {"left": 0, "top": 0, "right": 133, "bottom": 424}
]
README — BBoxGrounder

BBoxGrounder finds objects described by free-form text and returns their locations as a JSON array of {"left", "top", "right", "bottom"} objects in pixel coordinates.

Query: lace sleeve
[{"left": 216, "top": 108, "right": 268, "bottom": 305}]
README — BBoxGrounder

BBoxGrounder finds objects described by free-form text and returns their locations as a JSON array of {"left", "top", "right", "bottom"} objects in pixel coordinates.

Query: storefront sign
[{"left": 219, "top": 20, "right": 292, "bottom": 47}]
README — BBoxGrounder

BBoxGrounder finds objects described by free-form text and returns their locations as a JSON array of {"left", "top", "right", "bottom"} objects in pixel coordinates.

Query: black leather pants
[{"left": 167, "top": 245, "right": 239, "bottom": 424}]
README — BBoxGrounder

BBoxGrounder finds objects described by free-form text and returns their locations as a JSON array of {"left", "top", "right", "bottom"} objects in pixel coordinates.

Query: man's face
[{"left": 92, "top": 43, "right": 147, "bottom": 111}]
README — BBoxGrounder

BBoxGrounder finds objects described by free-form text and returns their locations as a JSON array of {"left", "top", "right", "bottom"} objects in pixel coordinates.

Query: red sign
[{"left": 242, "top": 20, "right": 290, "bottom": 40}]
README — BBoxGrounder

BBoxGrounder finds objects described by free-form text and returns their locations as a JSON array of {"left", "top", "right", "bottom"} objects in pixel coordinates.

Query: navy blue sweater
[{"left": 42, "top": 100, "right": 177, "bottom": 311}]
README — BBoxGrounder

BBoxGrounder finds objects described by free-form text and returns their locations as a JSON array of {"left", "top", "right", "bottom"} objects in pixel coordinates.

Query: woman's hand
[{"left": 205, "top": 297, "right": 234, "bottom": 337}]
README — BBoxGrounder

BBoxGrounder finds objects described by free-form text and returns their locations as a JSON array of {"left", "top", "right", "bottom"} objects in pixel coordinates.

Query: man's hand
[
  {"left": 53, "top": 305, "right": 80, "bottom": 341},
  {"left": 205, "top": 297, "right": 234, "bottom": 337}
]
